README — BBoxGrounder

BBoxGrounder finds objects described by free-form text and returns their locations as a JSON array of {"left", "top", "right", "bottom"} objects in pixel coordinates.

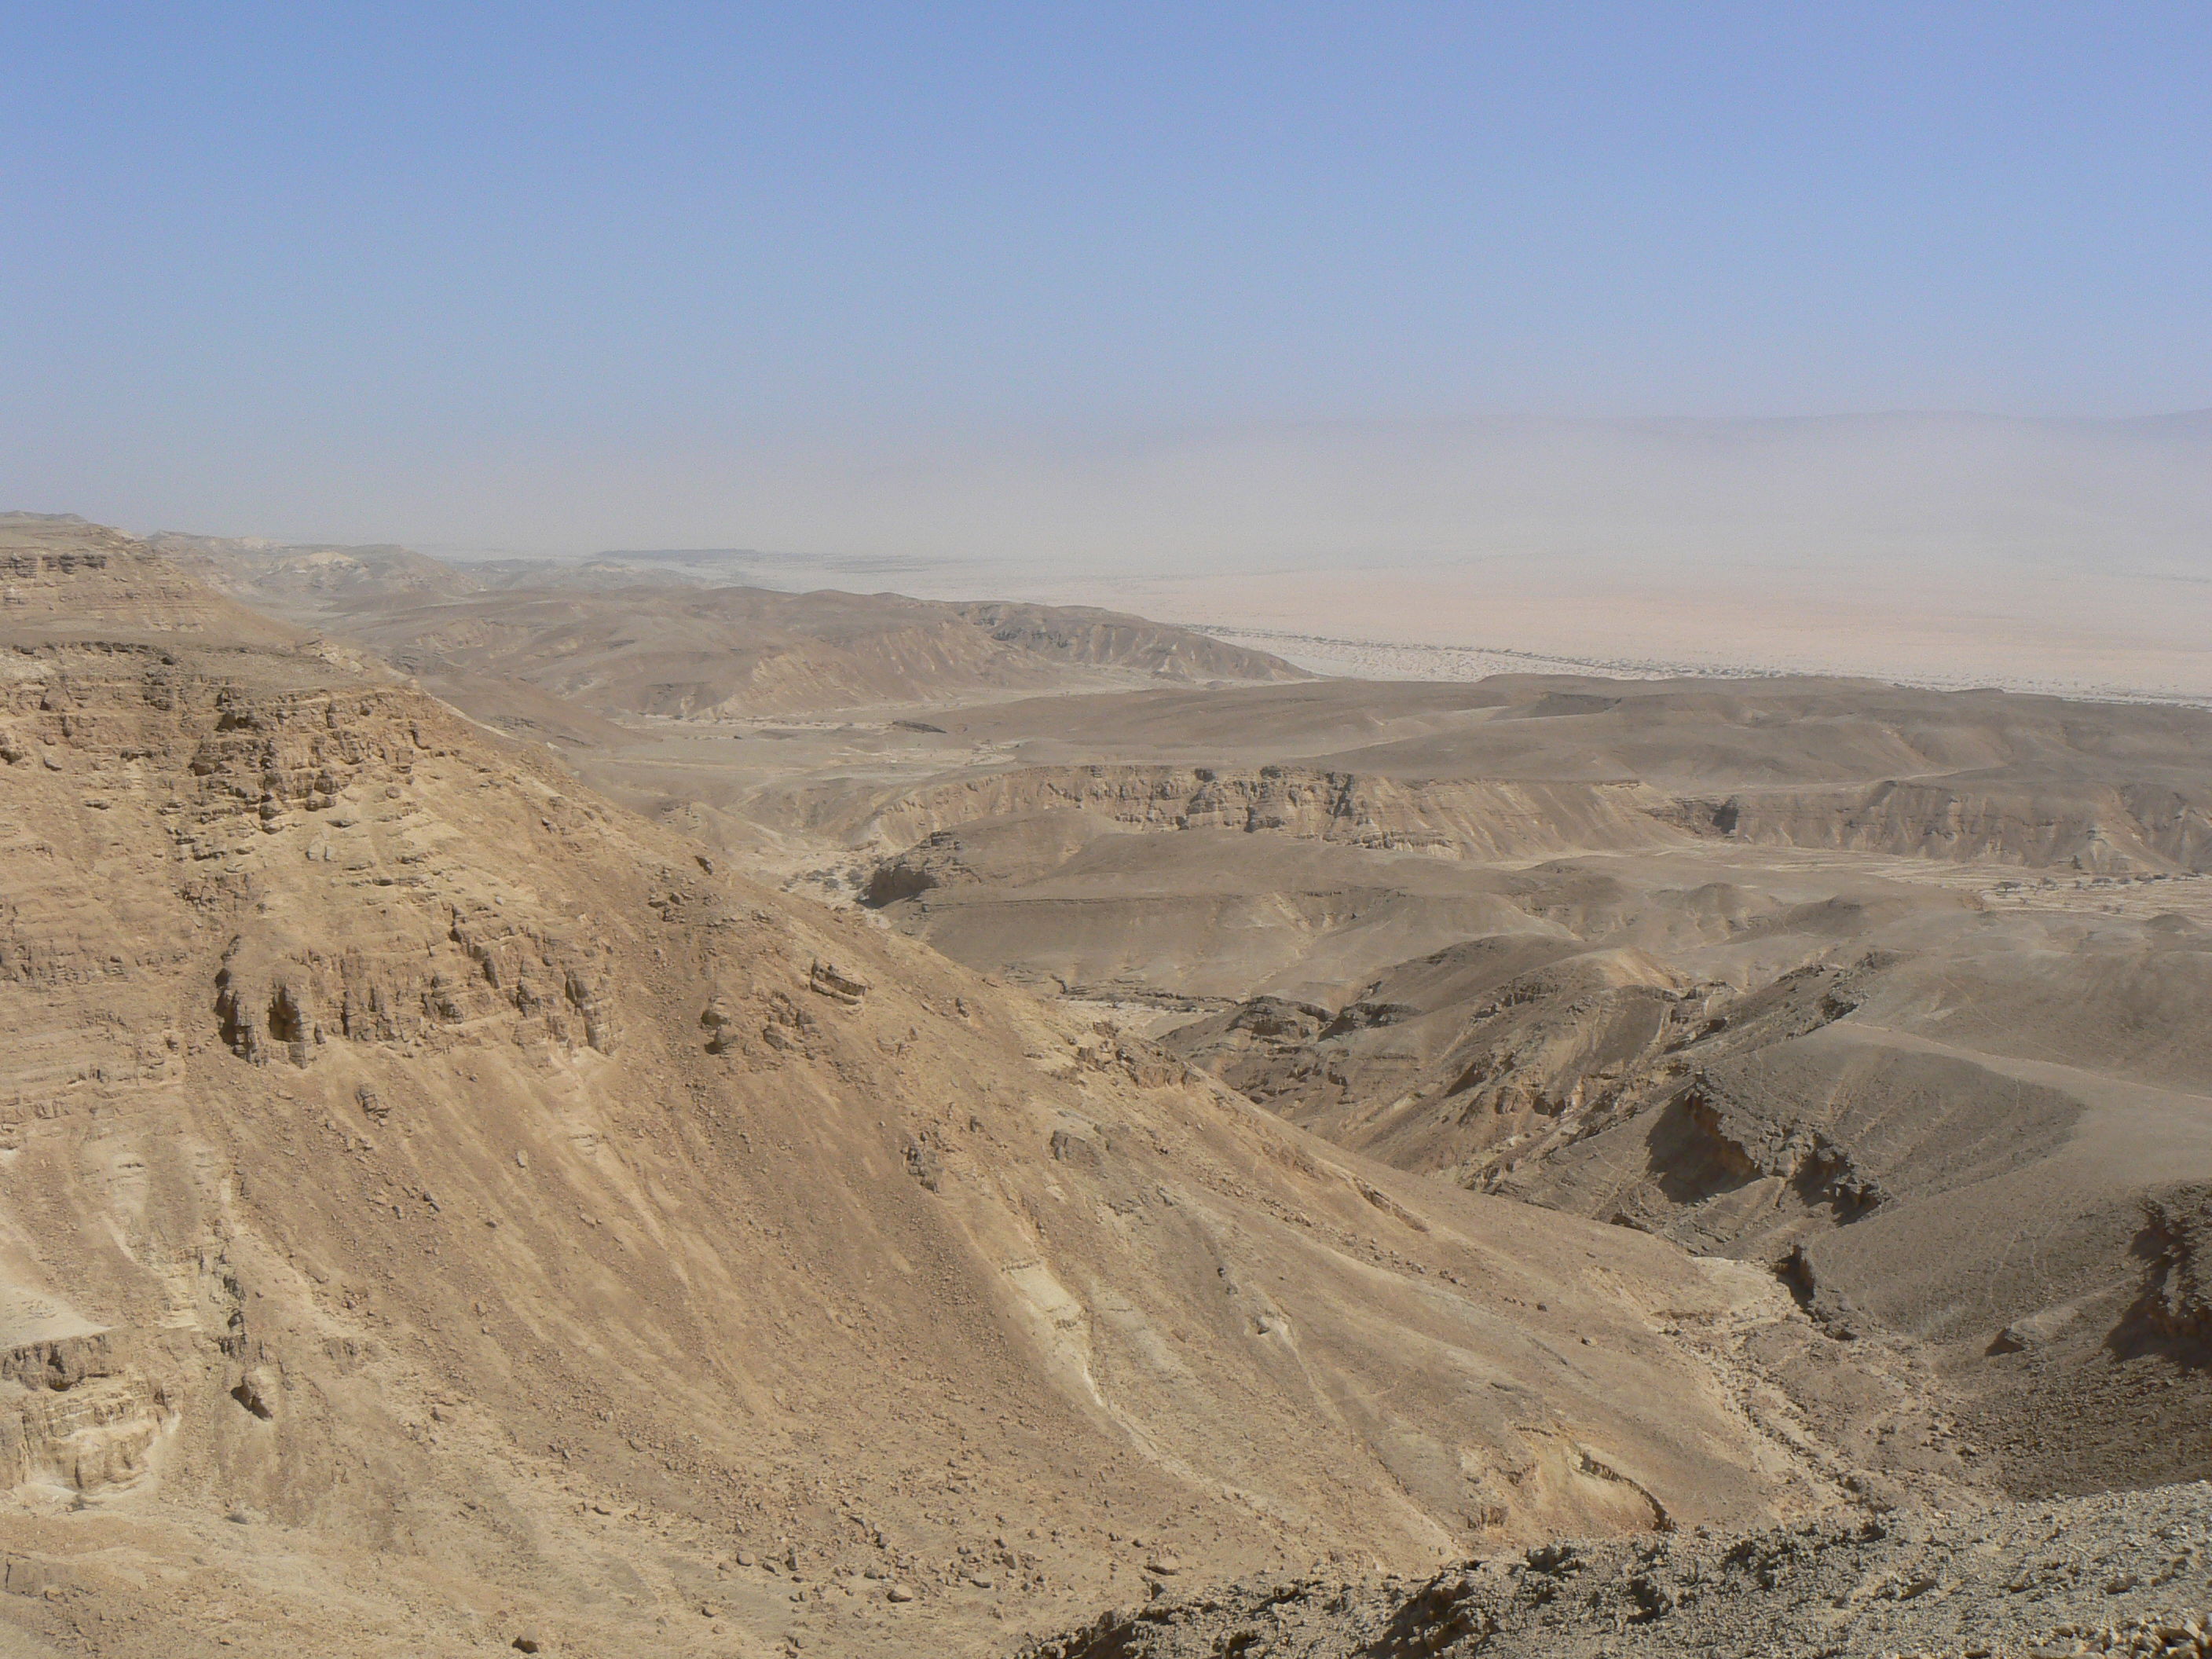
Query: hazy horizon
[
  {"left": 6, "top": 6, "right": 2207, "bottom": 694},
  {"left": 66, "top": 401, "right": 2207, "bottom": 705},
  {"left": 45, "top": 408, "right": 2212, "bottom": 572}
]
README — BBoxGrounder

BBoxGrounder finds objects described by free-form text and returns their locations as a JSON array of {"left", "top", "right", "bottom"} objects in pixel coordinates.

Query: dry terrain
[
  {"left": 1022, "top": 1481, "right": 2212, "bottom": 1659},
  {"left": 819, "top": 682, "right": 2212, "bottom": 1503},
  {"left": 4, "top": 515, "right": 2207, "bottom": 1657}
]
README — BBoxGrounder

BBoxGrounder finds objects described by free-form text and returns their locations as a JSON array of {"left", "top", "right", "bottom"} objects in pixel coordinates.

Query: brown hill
[
  {"left": 336, "top": 586, "right": 1304, "bottom": 719},
  {"left": 2, "top": 515, "right": 302, "bottom": 646},
  {"left": 159, "top": 534, "right": 1309, "bottom": 720},
  {"left": 145, "top": 530, "right": 481, "bottom": 614},
  {"left": 0, "top": 520, "right": 1926, "bottom": 1657}
]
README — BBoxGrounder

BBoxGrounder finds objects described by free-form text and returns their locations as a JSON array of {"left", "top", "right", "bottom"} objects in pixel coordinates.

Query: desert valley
[{"left": 0, "top": 511, "right": 2200, "bottom": 1657}]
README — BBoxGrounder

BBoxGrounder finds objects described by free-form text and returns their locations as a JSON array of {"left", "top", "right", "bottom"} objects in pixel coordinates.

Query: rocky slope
[
  {"left": 1020, "top": 1481, "right": 2212, "bottom": 1659},
  {"left": 0, "top": 518, "right": 1950, "bottom": 1657},
  {"left": 1149, "top": 886, "right": 2212, "bottom": 1500},
  {"left": 749, "top": 673, "right": 2212, "bottom": 1509}
]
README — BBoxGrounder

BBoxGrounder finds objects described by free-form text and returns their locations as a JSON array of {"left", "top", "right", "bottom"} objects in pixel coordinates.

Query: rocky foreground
[{"left": 1019, "top": 1483, "right": 2212, "bottom": 1659}]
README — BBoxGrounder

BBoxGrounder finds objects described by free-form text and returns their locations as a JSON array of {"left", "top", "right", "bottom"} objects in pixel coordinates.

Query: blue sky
[{"left": 2, "top": 3, "right": 2207, "bottom": 545}]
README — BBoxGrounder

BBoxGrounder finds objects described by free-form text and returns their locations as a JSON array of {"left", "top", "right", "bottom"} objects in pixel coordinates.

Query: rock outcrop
[{"left": 1019, "top": 1483, "right": 2212, "bottom": 1659}]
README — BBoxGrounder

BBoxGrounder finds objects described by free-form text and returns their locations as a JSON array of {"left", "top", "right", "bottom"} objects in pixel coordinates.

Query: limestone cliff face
[
  {"left": 829, "top": 764, "right": 2212, "bottom": 904},
  {"left": 849, "top": 764, "right": 1683, "bottom": 862},
  {"left": 1683, "top": 777, "right": 2212, "bottom": 873},
  {"left": 0, "top": 524, "right": 1892, "bottom": 1657},
  {"left": 0, "top": 513, "right": 297, "bottom": 643}
]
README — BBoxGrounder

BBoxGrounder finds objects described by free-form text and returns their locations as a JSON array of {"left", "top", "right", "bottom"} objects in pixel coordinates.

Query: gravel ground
[{"left": 1017, "top": 1483, "right": 2212, "bottom": 1659}]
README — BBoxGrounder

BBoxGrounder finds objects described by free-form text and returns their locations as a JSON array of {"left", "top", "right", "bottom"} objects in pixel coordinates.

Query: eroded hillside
[
  {"left": 517, "top": 669, "right": 2212, "bottom": 1508},
  {"left": 641, "top": 676, "right": 2204, "bottom": 1506}
]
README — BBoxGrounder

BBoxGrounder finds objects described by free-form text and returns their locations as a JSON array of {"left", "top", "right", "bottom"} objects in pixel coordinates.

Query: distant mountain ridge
[{"left": 146, "top": 527, "right": 1310, "bottom": 720}]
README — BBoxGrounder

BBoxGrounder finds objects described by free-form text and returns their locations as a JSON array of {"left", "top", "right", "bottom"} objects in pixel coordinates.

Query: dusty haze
[{"left": 107, "top": 412, "right": 2209, "bottom": 702}]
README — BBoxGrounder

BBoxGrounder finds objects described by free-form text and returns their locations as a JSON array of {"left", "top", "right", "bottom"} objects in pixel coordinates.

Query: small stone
[
  {"left": 735, "top": 1549, "right": 757, "bottom": 1567},
  {"left": 1146, "top": 1553, "right": 1184, "bottom": 1576},
  {"left": 511, "top": 1629, "right": 543, "bottom": 1654},
  {"left": 886, "top": 1584, "right": 916, "bottom": 1602}
]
